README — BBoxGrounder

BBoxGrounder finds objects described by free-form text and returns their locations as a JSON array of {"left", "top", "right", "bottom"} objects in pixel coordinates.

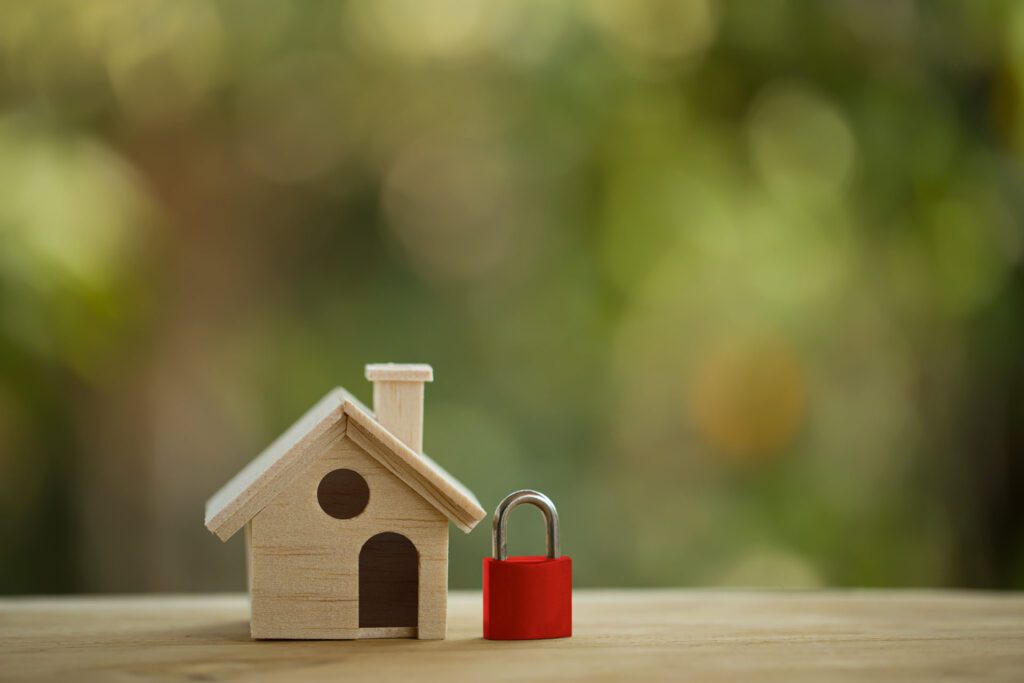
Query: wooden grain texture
[
  {"left": 205, "top": 388, "right": 486, "bottom": 541},
  {"left": 203, "top": 374, "right": 488, "bottom": 641},
  {"left": 205, "top": 393, "right": 348, "bottom": 541},
  {"left": 342, "top": 405, "right": 485, "bottom": 533},
  {"left": 365, "top": 363, "right": 433, "bottom": 454},
  {"left": 249, "top": 434, "right": 448, "bottom": 639},
  {"left": 371, "top": 379, "right": 426, "bottom": 454},
  {"left": 2, "top": 590, "right": 1021, "bottom": 683},
  {"left": 365, "top": 364, "right": 434, "bottom": 383}
]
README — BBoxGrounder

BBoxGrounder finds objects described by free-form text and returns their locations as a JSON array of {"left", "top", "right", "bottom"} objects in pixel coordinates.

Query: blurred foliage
[{"left": 0, "top": 0, "right": 1022, "bottom": 593}]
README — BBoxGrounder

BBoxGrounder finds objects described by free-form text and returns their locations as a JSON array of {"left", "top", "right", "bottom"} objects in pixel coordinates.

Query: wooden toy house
[{"left": 204, "top": 364, "right": 486, "bottom": 640}]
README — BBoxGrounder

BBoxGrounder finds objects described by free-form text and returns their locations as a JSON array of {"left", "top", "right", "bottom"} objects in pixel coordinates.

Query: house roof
[{"left": 204, "top": 388, "right": 487, "bottom": 541}]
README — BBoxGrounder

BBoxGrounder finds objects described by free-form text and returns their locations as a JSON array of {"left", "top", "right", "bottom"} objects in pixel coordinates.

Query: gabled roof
[{"left": 204, "top": 389, "right": 486, "bottom": 541}]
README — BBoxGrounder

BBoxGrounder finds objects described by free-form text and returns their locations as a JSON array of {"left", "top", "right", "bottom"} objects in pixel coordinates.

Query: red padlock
[{"left": 483, "top": 490, "right": 572, "bottom": 640}]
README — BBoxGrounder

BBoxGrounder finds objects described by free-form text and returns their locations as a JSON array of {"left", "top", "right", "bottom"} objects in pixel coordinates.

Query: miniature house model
[{"left": 204, "top": 364, "right": 486, "bottom": 640}]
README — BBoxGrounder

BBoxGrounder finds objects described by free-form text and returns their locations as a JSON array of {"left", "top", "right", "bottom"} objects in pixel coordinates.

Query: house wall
[{"left": 247, "top": 426, "right": 449, "bottom": 639}]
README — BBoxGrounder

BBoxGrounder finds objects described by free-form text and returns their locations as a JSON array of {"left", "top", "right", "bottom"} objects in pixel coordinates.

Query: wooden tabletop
[{"left": 1, "top": 590, "right": 1022, "bottom": 682}]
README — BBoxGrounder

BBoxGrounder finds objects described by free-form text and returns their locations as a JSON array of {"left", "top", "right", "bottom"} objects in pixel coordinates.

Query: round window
[{"left": 317, "top": 469, "right": 369, "bottom": 519}]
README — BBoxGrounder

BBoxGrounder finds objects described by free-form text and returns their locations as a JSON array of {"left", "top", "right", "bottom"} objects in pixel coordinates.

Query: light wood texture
[
  {"left": 204, "top": 373, "right": 487, "bottom": 641},
  {"left": 249, "top": 433, "right": 448, "bottom": 640},
  {"left": 365, "top": 363, "right": 434, "bottom": 382},
  {"left": 371, "top": 379, "right": 426, "bottom": 453},
  {"left": 205, "top": 389, "right": 485, "bottom": 541},
  {"left": 205, "top": 392, "right": 348, "bottom": 541},
  {"left": 346, "top": 420, "right": 482, "bottom": 533},
  {"left": 357, "top": 626, "right": 417, "bottom": 639},
  {"left": 365, "top": 362, "right": 433, "bottom": 453},
  {"left": 2, "top": 590, "right": 1022, "bottom": 682}
]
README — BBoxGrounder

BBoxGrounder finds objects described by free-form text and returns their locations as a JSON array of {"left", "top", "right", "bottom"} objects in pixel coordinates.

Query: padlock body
[{"left": 483, "top": 555, "right": 572, "bottom": 640}]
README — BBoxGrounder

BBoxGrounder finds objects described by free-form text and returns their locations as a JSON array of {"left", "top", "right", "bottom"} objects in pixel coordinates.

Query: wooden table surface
[{"left": 1, "top": 590, "right": 1022, "bottom": 682}]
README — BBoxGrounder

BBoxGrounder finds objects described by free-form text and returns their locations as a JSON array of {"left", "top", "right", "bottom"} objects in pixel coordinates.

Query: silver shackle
[{"left": 491, "top": 489, "right": 560, "bottom": 561}]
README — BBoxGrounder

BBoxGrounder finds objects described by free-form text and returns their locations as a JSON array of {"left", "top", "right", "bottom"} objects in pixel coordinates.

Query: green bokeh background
[{"left": 1, "top": 0, "right": 1022, "bottom": 593}]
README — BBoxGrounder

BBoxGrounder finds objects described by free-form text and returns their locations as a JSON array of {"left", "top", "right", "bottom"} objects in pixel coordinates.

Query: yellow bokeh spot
[
  {"left": 585, "top": 0, "right": 717, "bottom": 64},
  {"left": 687, "top": 336, "right": 808, "bottom": 463},
  {"left": 345, "top": 0, "right": 495, "bottom": 62}
]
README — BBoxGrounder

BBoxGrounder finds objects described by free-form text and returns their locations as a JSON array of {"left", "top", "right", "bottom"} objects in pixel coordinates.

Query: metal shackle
[{"left": 491, "top": 489, "right": 560, "bottom": 561}]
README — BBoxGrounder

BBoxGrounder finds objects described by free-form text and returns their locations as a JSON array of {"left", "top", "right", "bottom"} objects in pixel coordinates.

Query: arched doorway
[{"left": 359, "top": 532, "right": 419, "bottom": 630}]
